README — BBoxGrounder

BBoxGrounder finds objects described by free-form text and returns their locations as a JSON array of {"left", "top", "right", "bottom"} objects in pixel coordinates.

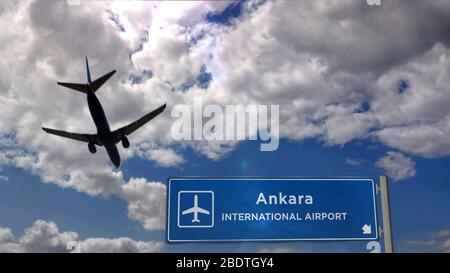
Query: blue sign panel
[{"left": 167, "top": 178, "right": 378, "bottom": 242}]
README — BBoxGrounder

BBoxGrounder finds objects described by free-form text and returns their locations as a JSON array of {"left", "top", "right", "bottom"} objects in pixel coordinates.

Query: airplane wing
[
  {"left": 112, "top": 103, "right": 166, "bottom": 142},
  {"left": 42, "top": 127, "right": 97, "bottom": 143},
  {"left": 196, "top": 207, "right": 210, "bottom": 215},
  {"left": 182, "top": 207, "right": 210, "bottom": 215},
  {"left": 182, "top": 208, "right": 196, "bottom": 215}
]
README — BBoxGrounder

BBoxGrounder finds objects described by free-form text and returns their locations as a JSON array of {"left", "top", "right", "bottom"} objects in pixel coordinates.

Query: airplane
[
  {"left": 42, "top": 57, "right": 166, "bottom": 168},
  {"left": 182, "top": 194, "right": 210, "bottom": 223}
]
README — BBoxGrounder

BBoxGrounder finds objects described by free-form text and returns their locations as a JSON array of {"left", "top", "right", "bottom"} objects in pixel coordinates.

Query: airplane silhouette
[
  {"left": 42, "top": 57, "right": 166, "bottom": 168},
  {"left": 182, "top": 194, "right": 210, "bottom": 223}
]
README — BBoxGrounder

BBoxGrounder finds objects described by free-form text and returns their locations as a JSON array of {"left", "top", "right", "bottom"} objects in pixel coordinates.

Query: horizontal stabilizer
[
  {"left": 91, "top": 70, "right": 116, "bottom": 92},
  {"left": 57, "top": 82, "right": 88, "bottom": 94}
]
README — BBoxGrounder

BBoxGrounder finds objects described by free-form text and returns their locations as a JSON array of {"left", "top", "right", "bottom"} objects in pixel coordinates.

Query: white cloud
[
  {"left": 3, "top": 0, "right": 450, "bottom": 157},
  {"left": 0, "top": 227, "right": 15, "bottom": 244},
  {"left": 407, "top": 229, "right": 450, "bottom": 253},
  {"left": 0, "top": 175, "right": 8, "bottom": 182},
  {"left": 146, "top": 148, "right": 185, "bottom": 167},
  {"left": 134, "top": 144, "right": 185, "bottom": 167},
  {"left": 79, "top": 237, "right": 162, "bottom": 253},
  {"left": 62, "top": 173, "right": 167, "bottom": 231},
  {"left": 0, "top": 220, "right": 163, "bottom": 253},
  {"left": 376, "top": 151, "right": 416, "bottom": 181},
  {"left": 16, "top": 220, "right": 78, "bottom": 253},
  {"left": 1, "top": 0, "right": 450, "bottom": 235},
  {"left": 118, "top": 178, "right": 167, "bottom": 230},
  {"left": 345, "top": 158, "right": 364, "bottom": 167}
]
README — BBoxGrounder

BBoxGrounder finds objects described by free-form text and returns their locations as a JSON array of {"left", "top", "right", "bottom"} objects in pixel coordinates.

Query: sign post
[{"left": 380, "top": 176, "right": 394, "bottom": 253}]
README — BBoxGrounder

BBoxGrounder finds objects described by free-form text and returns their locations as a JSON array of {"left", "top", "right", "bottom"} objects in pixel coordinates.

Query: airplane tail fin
[
  {"left": 56, "top": 57, "right": 116, "bottom": 93},
  {"left": 86, "top": 56, "right": 92, "bottom": 84},
  {"left": 85, "top": 56, "right": 116, "bottom": 92}
]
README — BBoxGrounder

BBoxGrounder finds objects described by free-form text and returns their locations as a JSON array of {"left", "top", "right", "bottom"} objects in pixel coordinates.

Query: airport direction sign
[{"left": 167, "top": 178, "right": 378, "bottom": 242}]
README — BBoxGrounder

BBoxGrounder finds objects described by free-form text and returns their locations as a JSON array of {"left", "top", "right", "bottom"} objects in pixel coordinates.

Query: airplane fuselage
[
  {"left": 192, "top": 212, "right": 200, "bottom": 223},
  {"left": 86, "top": 87, "right": 120, "bottom": 167}
]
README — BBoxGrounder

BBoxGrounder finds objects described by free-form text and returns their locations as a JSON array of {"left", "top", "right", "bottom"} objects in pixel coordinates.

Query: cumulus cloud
[
  {"left": 0, "top": 227, "right": 15, "bottom": 244},
  {"left": 376, "top": 151, "right": 416, "bottom": 181},
  {"left": 79, "top": 237, "right": 163, "bottom": 253},
  {"left": 145, "top": 148, "right": 185, "bottom": 167},
  {"left": 119, "top": 178, "right": 167, "bottom": 230},
  {"left": 134, "top": 143, "right": 185, "bottom": 167},
  {"left": 1, "top": 0, "right": 450, "bottom": 234},
  {"left": 0, "top": 220, "right": 163, "bottom": 253},
  {"left": 0, "top": 175, "right": 8, "bottom": 182},
  {"left": 65, "top": 173, "right": 167, "bottom": 231},
  {"left": 0, "top": 1, "right": 240, "bottom": 233}
]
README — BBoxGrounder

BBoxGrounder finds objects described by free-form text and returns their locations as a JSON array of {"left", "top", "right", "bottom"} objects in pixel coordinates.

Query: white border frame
[{"left": 167, "top": 178, "right": 378, "bottom": 243}]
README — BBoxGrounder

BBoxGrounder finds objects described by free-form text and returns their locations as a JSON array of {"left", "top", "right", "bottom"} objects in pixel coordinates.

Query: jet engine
[
  {"left": 88, "top": 142, "right": 96, "bottom": 153},
  {"left": 122, "top": 136, "right": 130, "bottom": 148}
]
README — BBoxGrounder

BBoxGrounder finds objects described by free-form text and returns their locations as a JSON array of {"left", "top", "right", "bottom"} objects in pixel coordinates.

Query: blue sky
[
  {"left": 1, "top": 138, "right": 449, "bottom": 252},
  {"left": 1, "top": 1, "right": 450, "bottom": 252}
]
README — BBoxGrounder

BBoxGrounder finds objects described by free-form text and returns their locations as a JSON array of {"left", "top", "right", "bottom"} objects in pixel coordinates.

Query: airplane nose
[
  {"left": 106, "top": 144, "right": 121, "bottom": 168},
  {"left": 110, "top": 152, "right": 120, "bottom": 168},
  {"left": 113, "top": 157, "right": 120, "bottom": 168}
]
